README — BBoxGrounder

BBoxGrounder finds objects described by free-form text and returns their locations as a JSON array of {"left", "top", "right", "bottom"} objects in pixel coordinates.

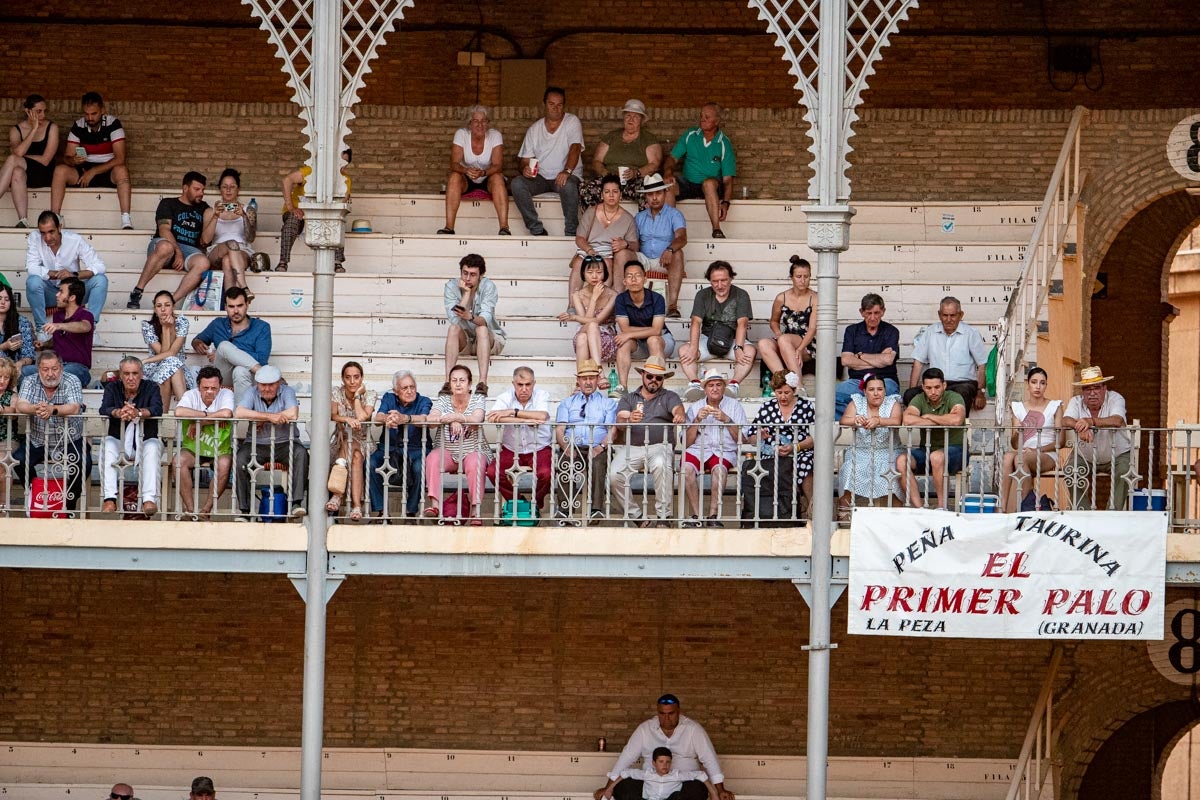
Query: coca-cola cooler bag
[{"left": 27, "top": 477, "right": 67, "bottom": 518}]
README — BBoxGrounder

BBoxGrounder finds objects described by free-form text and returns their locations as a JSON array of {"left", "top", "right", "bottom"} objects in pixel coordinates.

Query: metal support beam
[
  {"left": 290, "top": 573, "right": 346, "bottom": 605},
  {"left": 793, "top": 577, "right": 847, "bottom": 609}
]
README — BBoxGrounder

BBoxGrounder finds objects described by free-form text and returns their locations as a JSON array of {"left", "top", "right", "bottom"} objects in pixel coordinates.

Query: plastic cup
[{"left": 529, "top": 157, "right": 539, "bottom": 177}]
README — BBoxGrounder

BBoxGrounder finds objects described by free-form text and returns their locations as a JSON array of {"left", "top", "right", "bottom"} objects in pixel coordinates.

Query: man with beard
[
  {"left": 13, "top": 350, "right": 89, "bottom": 511},
  {"left": 609, "top": 357, "right": 684, "bottom": 527},
  {"left": 127, "top": 171, "right": 213, "bottom": 308},
  {"left": 191, "top": 287, "right": 272, "bottom": 402}
]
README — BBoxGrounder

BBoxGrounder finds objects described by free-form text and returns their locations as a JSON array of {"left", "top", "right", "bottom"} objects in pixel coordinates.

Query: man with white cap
[
  {"left": 633, "top": 173, "right": 688, "bottom": 318},
  {"left": 581, "top": 99, "right": 663, "bottom": 210},
  {"left": 681, "top": 368, "right": 747, "bottom": 527},
  {"left": 1062, "top": 365, "right": 1132, "bottom": 510},
  {"left": 234, "top": 364, "right": 307, "bottom": 520},
  {"left": 554, "top": 358, "right": 618, "bottom": 524},
  {"left": 609, "top": 356, "right": 685, "bottom": 526}
]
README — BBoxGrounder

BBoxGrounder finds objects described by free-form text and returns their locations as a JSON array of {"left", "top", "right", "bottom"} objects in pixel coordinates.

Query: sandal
[
  {"left": 423, "top": 504, "right": 439, "bottom": 518},
  {"left": 334, "top": 262, "right": 346, "bottom": 273},
  {"left": 498, "top": 227, "right": 511, "bottom": 235},
  {"left": 244, "top": 288, "right": 255, "bottom": 304},
  {"left": 711, "top": 228, "right": 726, "bottom": 239},
  {"left": 350, "top": 506, "right": 363, "bottom": 522},
  {"left": 437, "top": 227, "right": 455, "bottom": 235},
  {"left": 326, "top": 496, "right": 341, "bottom": 514},
  {"left": 274, "top": 262, "right": 289, "bottom": 272}
]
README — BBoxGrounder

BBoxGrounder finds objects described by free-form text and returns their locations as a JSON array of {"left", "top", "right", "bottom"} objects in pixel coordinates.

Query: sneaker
[
  {"left": 681, "top": 516, "right": 702, "bottom": 528},
  {"left": 290, "top": 504, "right": 307, "bottom": 519},
  {"left": 684, "top": 381, "right": 703, "bottom": 401},
  {"left": 126, "top": 287, "right": 143, "bottom": 309},
  {"left": 121, "top": 213, "right": 134, "bottom": 230},
  {"left": 725, "top": 380, "right": 740, "bottom": 398},
  {"left": 533, "top": 230, "right": 549, "bottom": 237},
  {"left": 14, "top": 219, "right": 28, "bottom": 229},
  {"left": 475, "top": 382, "right": 489, "bottom": 396},
  {"left": 705, "top": 516, "right": 725, "bottom": 528},
  {"left": 608, "top": 384, "right": 626, "bottom": 399}
]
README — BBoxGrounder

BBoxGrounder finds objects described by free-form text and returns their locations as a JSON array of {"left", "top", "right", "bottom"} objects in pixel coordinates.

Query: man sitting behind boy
[{"left": 601, "top": 747, "right": 719, "bottom": 800}]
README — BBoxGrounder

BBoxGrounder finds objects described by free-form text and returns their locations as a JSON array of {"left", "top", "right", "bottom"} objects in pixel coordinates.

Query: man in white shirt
[
  {"left": 1062, "top": 365, "right": 1133, "bottom": 510},
  {"left": 173, "top": 365, "right": 236, "bottom": 519},
  {"left": 681, "top": 370, "right": 747, "bottom": 528},
  {"left": 905, "top": 296, "right": 990, "bottom": 415},
  {"left": 510, "top": 86, "right": 585, "bottom": 237},
  {"left": 595, "top": 694, "right": 733, "bottom": 800},
  {"left": 605, "top": 747, "right": 717, "bottom": 800},
  {"left": 25, "top": 210, "right": 108, "bottom": 329},
  {"left": 486, "top": 366, "right": 554, "bottom": 513}
]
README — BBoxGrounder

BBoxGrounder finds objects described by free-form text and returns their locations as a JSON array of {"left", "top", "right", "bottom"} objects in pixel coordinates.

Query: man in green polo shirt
[
  {"left": 896, "top": 367, "right": 966, "bottom": 510},
  {"left": 664, "top": 103, "right": 736, "bottom": 239}
]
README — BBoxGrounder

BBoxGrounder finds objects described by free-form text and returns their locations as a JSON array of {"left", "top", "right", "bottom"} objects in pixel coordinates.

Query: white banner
[{"left": 848, "top": 509, "right": 1167, "bottom": 640}]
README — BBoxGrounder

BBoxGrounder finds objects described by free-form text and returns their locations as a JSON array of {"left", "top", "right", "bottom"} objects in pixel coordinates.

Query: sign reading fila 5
[{"left": 848, "top": 508, "right": 1166, "bottom": 639}]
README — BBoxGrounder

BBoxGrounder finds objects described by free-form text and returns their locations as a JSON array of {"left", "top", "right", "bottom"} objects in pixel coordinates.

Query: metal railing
[
  {"left": 995, "top": 105, "right": 1089, "bottom": 421},
  {"left": 1006, "top": 645, "right": 1063, "bottom": 800},
  {"left": 2, "top": 413, "right": 1200, "bottom": 531}
]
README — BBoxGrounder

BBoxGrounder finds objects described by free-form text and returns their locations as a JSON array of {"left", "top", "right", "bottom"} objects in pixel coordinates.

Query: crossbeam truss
[
  {"left": 241, "top": 0, "right": 414, "bottom": 199},
  {"left": 750, "top": 0, "right": 918, "bottom": 200}
]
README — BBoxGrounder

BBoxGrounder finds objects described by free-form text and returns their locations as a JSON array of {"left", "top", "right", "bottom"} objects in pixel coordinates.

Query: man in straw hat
[
  {"left": 1062, "top": 365, "right": 1132, "bottom": 510},
  {"left": 609, "top": 356, "right": 685, "bottom": 527},
  {"left": 633, "top": 172, "right": 688, "bottom": 318},
  {"left": 681, "top": 368, "right": 747, "bottom": 527},
  {"left": 554, "top": 358, "right": 618, "bottom": 524}
]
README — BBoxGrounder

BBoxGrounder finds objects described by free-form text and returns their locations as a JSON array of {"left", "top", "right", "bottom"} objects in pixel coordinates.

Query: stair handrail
[
  {"left": 995, "top": 106, "right": 1089, "bottom": 421},
  {"left": 1005, "top": 644, "right": 1064, "bottom": 800}
]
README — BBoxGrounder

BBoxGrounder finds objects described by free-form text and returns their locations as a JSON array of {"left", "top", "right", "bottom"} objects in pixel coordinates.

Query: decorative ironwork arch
[
  {"left": 240, "top": 0, "right": 414, "bottom": 197},
  {"left": 747, "top": 0, "right": 919, "bottom": 200}
]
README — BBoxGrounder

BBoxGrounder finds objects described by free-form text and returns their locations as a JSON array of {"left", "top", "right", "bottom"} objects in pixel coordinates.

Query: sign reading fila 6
[
  {"left": 1167, "top": 114, "right": 1200, "bottom": 181},
  {"left": 848, "top": 508, "right": 1166, "bottom": 639}
]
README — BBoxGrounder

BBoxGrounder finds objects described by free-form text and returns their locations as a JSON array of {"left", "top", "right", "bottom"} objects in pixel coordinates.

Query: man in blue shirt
[
  {"left": 369, "top": 369, "right": 433, "bottom": 520},
  {"left": 633, "top": 174, "right": 687, "bottom": 318},
  {"left": 835, "top": 292, "right": 901, "bottom": 417},
  {"left": 554, "top": 359, "right": 617, "bottom": 524},
  {"left": 664, "top": 103, "right": 737, "bottom": 239},
  {"left": 192, "top": 287, "right": 272, "bottom": 402},
  {"left": 614, "top": 261, "right": 676, "bottom": 394}
]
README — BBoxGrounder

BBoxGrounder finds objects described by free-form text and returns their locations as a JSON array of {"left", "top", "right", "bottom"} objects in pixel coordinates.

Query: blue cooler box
[
  {"left": 1131, "top": 489, "right": 1167, "bottom": 511},
  {"left": 961, "top": 493, "right": 1000, "bottom": 513}
]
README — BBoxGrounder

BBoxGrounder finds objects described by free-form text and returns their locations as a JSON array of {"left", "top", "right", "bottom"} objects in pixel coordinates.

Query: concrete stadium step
[
  {"left": 2, "top": 188, "right": 1039, "bottom": 244},
  {"left": 0, "top": 741, "right": 1025, "bottom": 799}
]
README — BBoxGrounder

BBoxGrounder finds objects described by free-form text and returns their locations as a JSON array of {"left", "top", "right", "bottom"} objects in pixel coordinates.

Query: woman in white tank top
[
  {"left": 202, "top": 167, "right": 258, "bottom": 301},
  {"left": 1000, "top": 366, "right": 1063, "bottom": 511}
]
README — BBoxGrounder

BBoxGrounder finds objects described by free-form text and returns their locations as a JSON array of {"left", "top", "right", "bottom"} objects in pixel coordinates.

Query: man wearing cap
[
  {"left": 595, "top": 693, "right": 734, "bottom": 800},
  {"left": 190, "top": 776, "right": 216, "bottom": 799},
  {"left": 633, "top": 174, "right": 688, "bottom": 318},
  {"left": 581, "top": 99, "right": 663, "bottom": 211},
  {"left": 192, "top": 286, "right": 271, "bottom": 402},
  {"left": 663, "top": 103, "right": 737, "bottom": 240},
  {"left": 554, "top": 359, "right": 618, "bottom": 523},
  {"left": 614, "top": 261, "right": 676, "bottom": 394},
  {"left": 679, "top": 261, "right": 756, "bottom": 401},
  {"left": 234, "top": 364, "right": 307, "bottom": 520},
  {"left": 609, "top": 357, "right": 685, "bottom": 526},
  {"left": 1063, "top": 365, "right": 1132, "bottom": 510},
  {"left": 905, "top": 296, "right": 990, "bottom": 416},
  {"left": 511, "top": 86, "right": 585, "bottom": 237},
  {"left": 681, "top": 369, "right": 747, "bottom": 527},
  {"left": 99, "top": 356, "right": 164, "bottom": 517},
  {"left": 487, "top": 366, "right": 555, "bottom": 516},
  {"left": 896, "top": 367, "right": 966, "bottom": 511},
  {"left": 107, "top": 782, "right": 135, "bottom": 800}
]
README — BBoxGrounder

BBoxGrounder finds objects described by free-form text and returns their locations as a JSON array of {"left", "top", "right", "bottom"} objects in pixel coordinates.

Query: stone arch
[
  {"left": 1086, "top": 191, "right": 1200, "bottom": 428},
  {"left": 1075, "top": 700, "right": 1200, "bottom": 800}
]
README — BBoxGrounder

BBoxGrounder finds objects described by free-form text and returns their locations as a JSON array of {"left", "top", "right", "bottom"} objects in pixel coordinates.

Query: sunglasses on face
[{"left": 112, "top": 794, "right": 134, "bottom": 800}]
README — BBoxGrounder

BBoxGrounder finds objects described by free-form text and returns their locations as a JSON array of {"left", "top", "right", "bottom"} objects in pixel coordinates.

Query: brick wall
[{"left": 3, "top": 1, "right": 1200, "bottom": 109}]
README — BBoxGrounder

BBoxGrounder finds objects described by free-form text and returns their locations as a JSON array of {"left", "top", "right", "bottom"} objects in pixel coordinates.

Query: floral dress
[
  {"left": 838, "top": 393, "right": 900, "bottom": 499},
  {"left": 331, "top": 385, "right": 378, "bottom": 460},
  {"left": 778, "top": 295, "right": 816, "bottom": 362},
  {"left": 140, "top": 316, "right": 194, "bottom": 388}
]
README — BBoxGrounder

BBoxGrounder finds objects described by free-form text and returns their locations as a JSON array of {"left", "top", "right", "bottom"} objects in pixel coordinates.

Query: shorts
[
  {"left": 463, "top": 176, "right": 492, "bottom": 199},
  {"left": 149, "top": 237, "right": 206, "bottom": 268},
  {"left": 632, "top": 329, "right": 676, "bottom": 359},
  {"left": 457, "top": 325, "right": 507, "bottom": 356},
  {"left": 691, "top": 333, "right": 731, "bottom": 363},
  {"left": 635, "top": 252, "right": 670, "bottom": 279},
  {"left": 684, "top": 452, "right": 734, "bottom": 473},
  {"left": 906, "top": 445, "right": 964, "bottom": 475},
  {"left": 675, "top": 175, "right": 718, "bottom": 201},
  {"left": 208, "top": 239, "right": 255, "bottom": 256},
  {"left": 72, "top": 164, "right": 117, "bottom": 189}
]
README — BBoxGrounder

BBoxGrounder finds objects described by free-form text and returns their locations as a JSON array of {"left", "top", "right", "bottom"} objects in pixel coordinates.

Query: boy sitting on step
[{"left": 603, "top": 747, "right": 720, "bottom": 800}]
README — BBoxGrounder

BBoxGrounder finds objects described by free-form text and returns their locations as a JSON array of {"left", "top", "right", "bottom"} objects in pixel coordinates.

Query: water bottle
[
  {"left": 247, "top": 198, "right": 258, "bottom": 213},
  {"left": 608, "top": 367, "right": 620, "bottom": 398},
  {"left": 761, "top": 370, "right": 774, "bottom": 397}
]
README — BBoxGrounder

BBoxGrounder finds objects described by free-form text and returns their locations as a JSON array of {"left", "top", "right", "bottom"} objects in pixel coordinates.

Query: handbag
[
  {"left": 327, "top": 457, "right": 348, "bottom": 495},
  {"left": 707, "top": 320, "right": 736, "bottom": 358}
]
